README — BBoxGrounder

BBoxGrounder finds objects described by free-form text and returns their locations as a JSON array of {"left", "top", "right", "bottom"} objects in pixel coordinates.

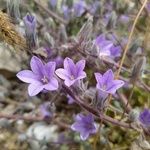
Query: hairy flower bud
[
  {"left": 130, "top": 56, "right": 146, "bottom": 84},
  {"left": 44, "top": 32, "right": 55, "bottom": 47},
  {"left": 77, "top": 16, "right": 93, "bottom": 43},
  {"left": 23, "top": 13, "right": 37, "bottom": 49},
  {"left": 7, "top": 0, "right": 20, "bottom": 22},
  {"left": 128, "top": 109, "right": 139, "bottom": 122}
]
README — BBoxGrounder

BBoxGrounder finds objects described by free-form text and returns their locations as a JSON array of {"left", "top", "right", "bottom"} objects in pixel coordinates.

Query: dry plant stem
[
  {"left": 116, "top": 0, "right": 148, "bottom": 79},
  {"left": 0, "top": 86, "right": 133, "bottom": 130},
  {"left": 120, "top": 85, "right": 135, "bottom": 120},
  {"left": 0, "top": 113, "right": 69, "bottom": 129},
  {"left": 107, "top": 0, "right": 148, "bottom": 105},
  {"left": 117, "top": 92, "right": 132, "bottom": 113},
  {"left": 33, "top": 0, "right": 68, "bottom": 25}
]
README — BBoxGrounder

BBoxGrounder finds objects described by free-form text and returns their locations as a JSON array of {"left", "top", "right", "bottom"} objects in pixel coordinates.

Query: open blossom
[
  {"left": 139, "top": 109, "right": 150, "bottom": 128},
  {"left": 16, "top": 56, "right": 58, "bottom": 96},
  {"left": 110, "top": 45, "right": 121, "bottom": 57},
  {"left": 95, "top": 69, "right": 124, "bottom": 96},
  {"left": 55, "top": 57, "right": 86, "bottom": 87},
  {"left": 94, "top": 34, "right": 113, "bottom": 57},
  {"left": 71, "top": 113, "right": 97, "bottom": 140}
]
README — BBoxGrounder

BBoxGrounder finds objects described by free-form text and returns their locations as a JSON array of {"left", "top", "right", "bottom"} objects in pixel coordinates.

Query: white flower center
[
  {"left": 70, "top": 75, "right": 75, "bottom": 80},
  {"left": 41, "top": 76, "right": 49, "bottom": 84}
]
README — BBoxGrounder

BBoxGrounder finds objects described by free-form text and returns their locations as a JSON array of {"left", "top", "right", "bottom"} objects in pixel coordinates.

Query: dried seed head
[{"left": 0, "top": 11, "right": 27, "bottom": 51}]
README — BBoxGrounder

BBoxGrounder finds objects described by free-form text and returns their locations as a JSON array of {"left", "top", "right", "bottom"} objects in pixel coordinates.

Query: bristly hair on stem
[{"left": 0, "top": 11, "right": 27, "bottom": 51}]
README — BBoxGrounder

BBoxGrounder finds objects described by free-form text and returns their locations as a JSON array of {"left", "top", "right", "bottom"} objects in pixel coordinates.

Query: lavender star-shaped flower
[
  {"left": 16, "top": 56, "right": 58, "bottom": 96},
  {"left": 139, "top": 109, "right": 150, "bottom": 128},
  {"left": 55, "top": 57, "right": 86, "bottom": 87},
  {"left": 95, "top": 69, "right": 124, "bottom": 96},
  {"left": 71, "top": 113, "right": 97, "bottom": 140},
  {"left": 94, "top": 34, "right": 113, "bottom": 57}
]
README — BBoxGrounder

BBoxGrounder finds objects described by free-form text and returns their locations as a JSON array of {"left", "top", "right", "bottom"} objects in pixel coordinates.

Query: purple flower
[
  {"left": 95, "top": 69, "right": 124, "bottom": 95},
  {"left": 73, "top": 0, "right": 86, "bottom": 17},
  {"left": 55, "top": 57, "right": 86, "bottom": 87},
  {"left": 16, "top": 56, "right": 58, "bottom": 96},
  {"left": 94, "top": 34, "right": 113, "bottom": 57},
  {"left": 71, "top": 113, "right": 97, "bottom": 140},
  {"left": 110, "top": 45, "right": 121, "bottom": 57},
  {"left": 139, "top": 109, "right": 150, "bottom": 128}
]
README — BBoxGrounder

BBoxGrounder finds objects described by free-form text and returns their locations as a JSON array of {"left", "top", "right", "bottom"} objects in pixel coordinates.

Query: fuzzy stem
[{"left": 62, "top": 84, "right": 132, "bottom": 129}]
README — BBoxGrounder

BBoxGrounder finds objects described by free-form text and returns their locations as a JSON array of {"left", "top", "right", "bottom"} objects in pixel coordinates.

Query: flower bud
[
  {"left": 7, "top": 0, "right": 20, "bottom": 22},
  {"left": 128, "top": 109, "right": 139, "bottom": 122},
  {"left": 23, "top": 13, "right": 37, "bottom": 49}
]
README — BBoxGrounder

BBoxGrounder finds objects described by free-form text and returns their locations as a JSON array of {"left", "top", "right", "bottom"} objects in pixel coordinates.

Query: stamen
[
  {"left": 70, "top": 75, "right": 75, "bottom": 80},
  {"left": 41, "top": 76, "right": 49, "bottom": 84}
]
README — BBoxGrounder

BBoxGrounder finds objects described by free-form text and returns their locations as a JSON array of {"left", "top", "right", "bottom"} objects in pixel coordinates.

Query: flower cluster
[
  {"left": 17, "top": 55, "right": 125, "bottom": 140},
  {"left": 17, "top": 57, "right": 124, "bottom": 97}
]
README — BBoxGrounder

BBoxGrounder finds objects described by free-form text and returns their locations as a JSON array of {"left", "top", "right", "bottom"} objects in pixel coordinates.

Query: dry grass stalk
[{"left": 0, "top": 11, "right": 27, "bottom": 51}]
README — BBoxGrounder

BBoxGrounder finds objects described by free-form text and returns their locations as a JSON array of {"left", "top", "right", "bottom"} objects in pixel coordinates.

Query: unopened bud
[
  {"left": 130, "top": 56, "right": 146, "bottom": 84},
  {"left": 128, "top": 109, "right": 139, "bottom": 122},
  {"left": 44, "top": 32, "right": 55, "bottom": 47},
  {"left": 23, "top": 13, "right": 37, "bottom": 49},
  {"left": 77, "top": 16, "right": 93, "bottom": 43},
  {"left": 7, "top": 0, "right": 20, "bottom": 22}
]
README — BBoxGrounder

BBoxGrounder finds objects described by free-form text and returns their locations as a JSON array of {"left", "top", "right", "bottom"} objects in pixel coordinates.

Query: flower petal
[
  {"left": 43, "top": 78, "right": 58, "bottom": 91},
  {"left": 64, "top": 57, "right": 76, "bottom": 76},
  {"left": 64, "top": 78, "right": 75, "bottom": 87},
  {"left": 30, "top": 56, "right": 44, "bottom": 75},
  {"left": 28, "top": 82, "right": 43, "bottom": 96},
  {"left": 102, "top": 69, "right": 114, "bottom": 86},
  {"left": 16, "top": 70, "right": 38, "bottom": 83},
  {"left": 80, "top": 132, "right": 89, "bottom": 141},
  {"left": 76, "top": 72, "right": 86, "bottom": 80},
  {"left": 107, "top": 80, "right": 124, "bottom": 94},
  {"left": 55, "top": 69, "right": 69, "bottom": 80},
  {"left": 76, "top": 60, "right": 86, "bottom": 76},
  {"left": 94, "top": 73, "right": 103, "bottom": 88},
  {"left": 44, "top": 61, "right": 56, "bottom": 79}
]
